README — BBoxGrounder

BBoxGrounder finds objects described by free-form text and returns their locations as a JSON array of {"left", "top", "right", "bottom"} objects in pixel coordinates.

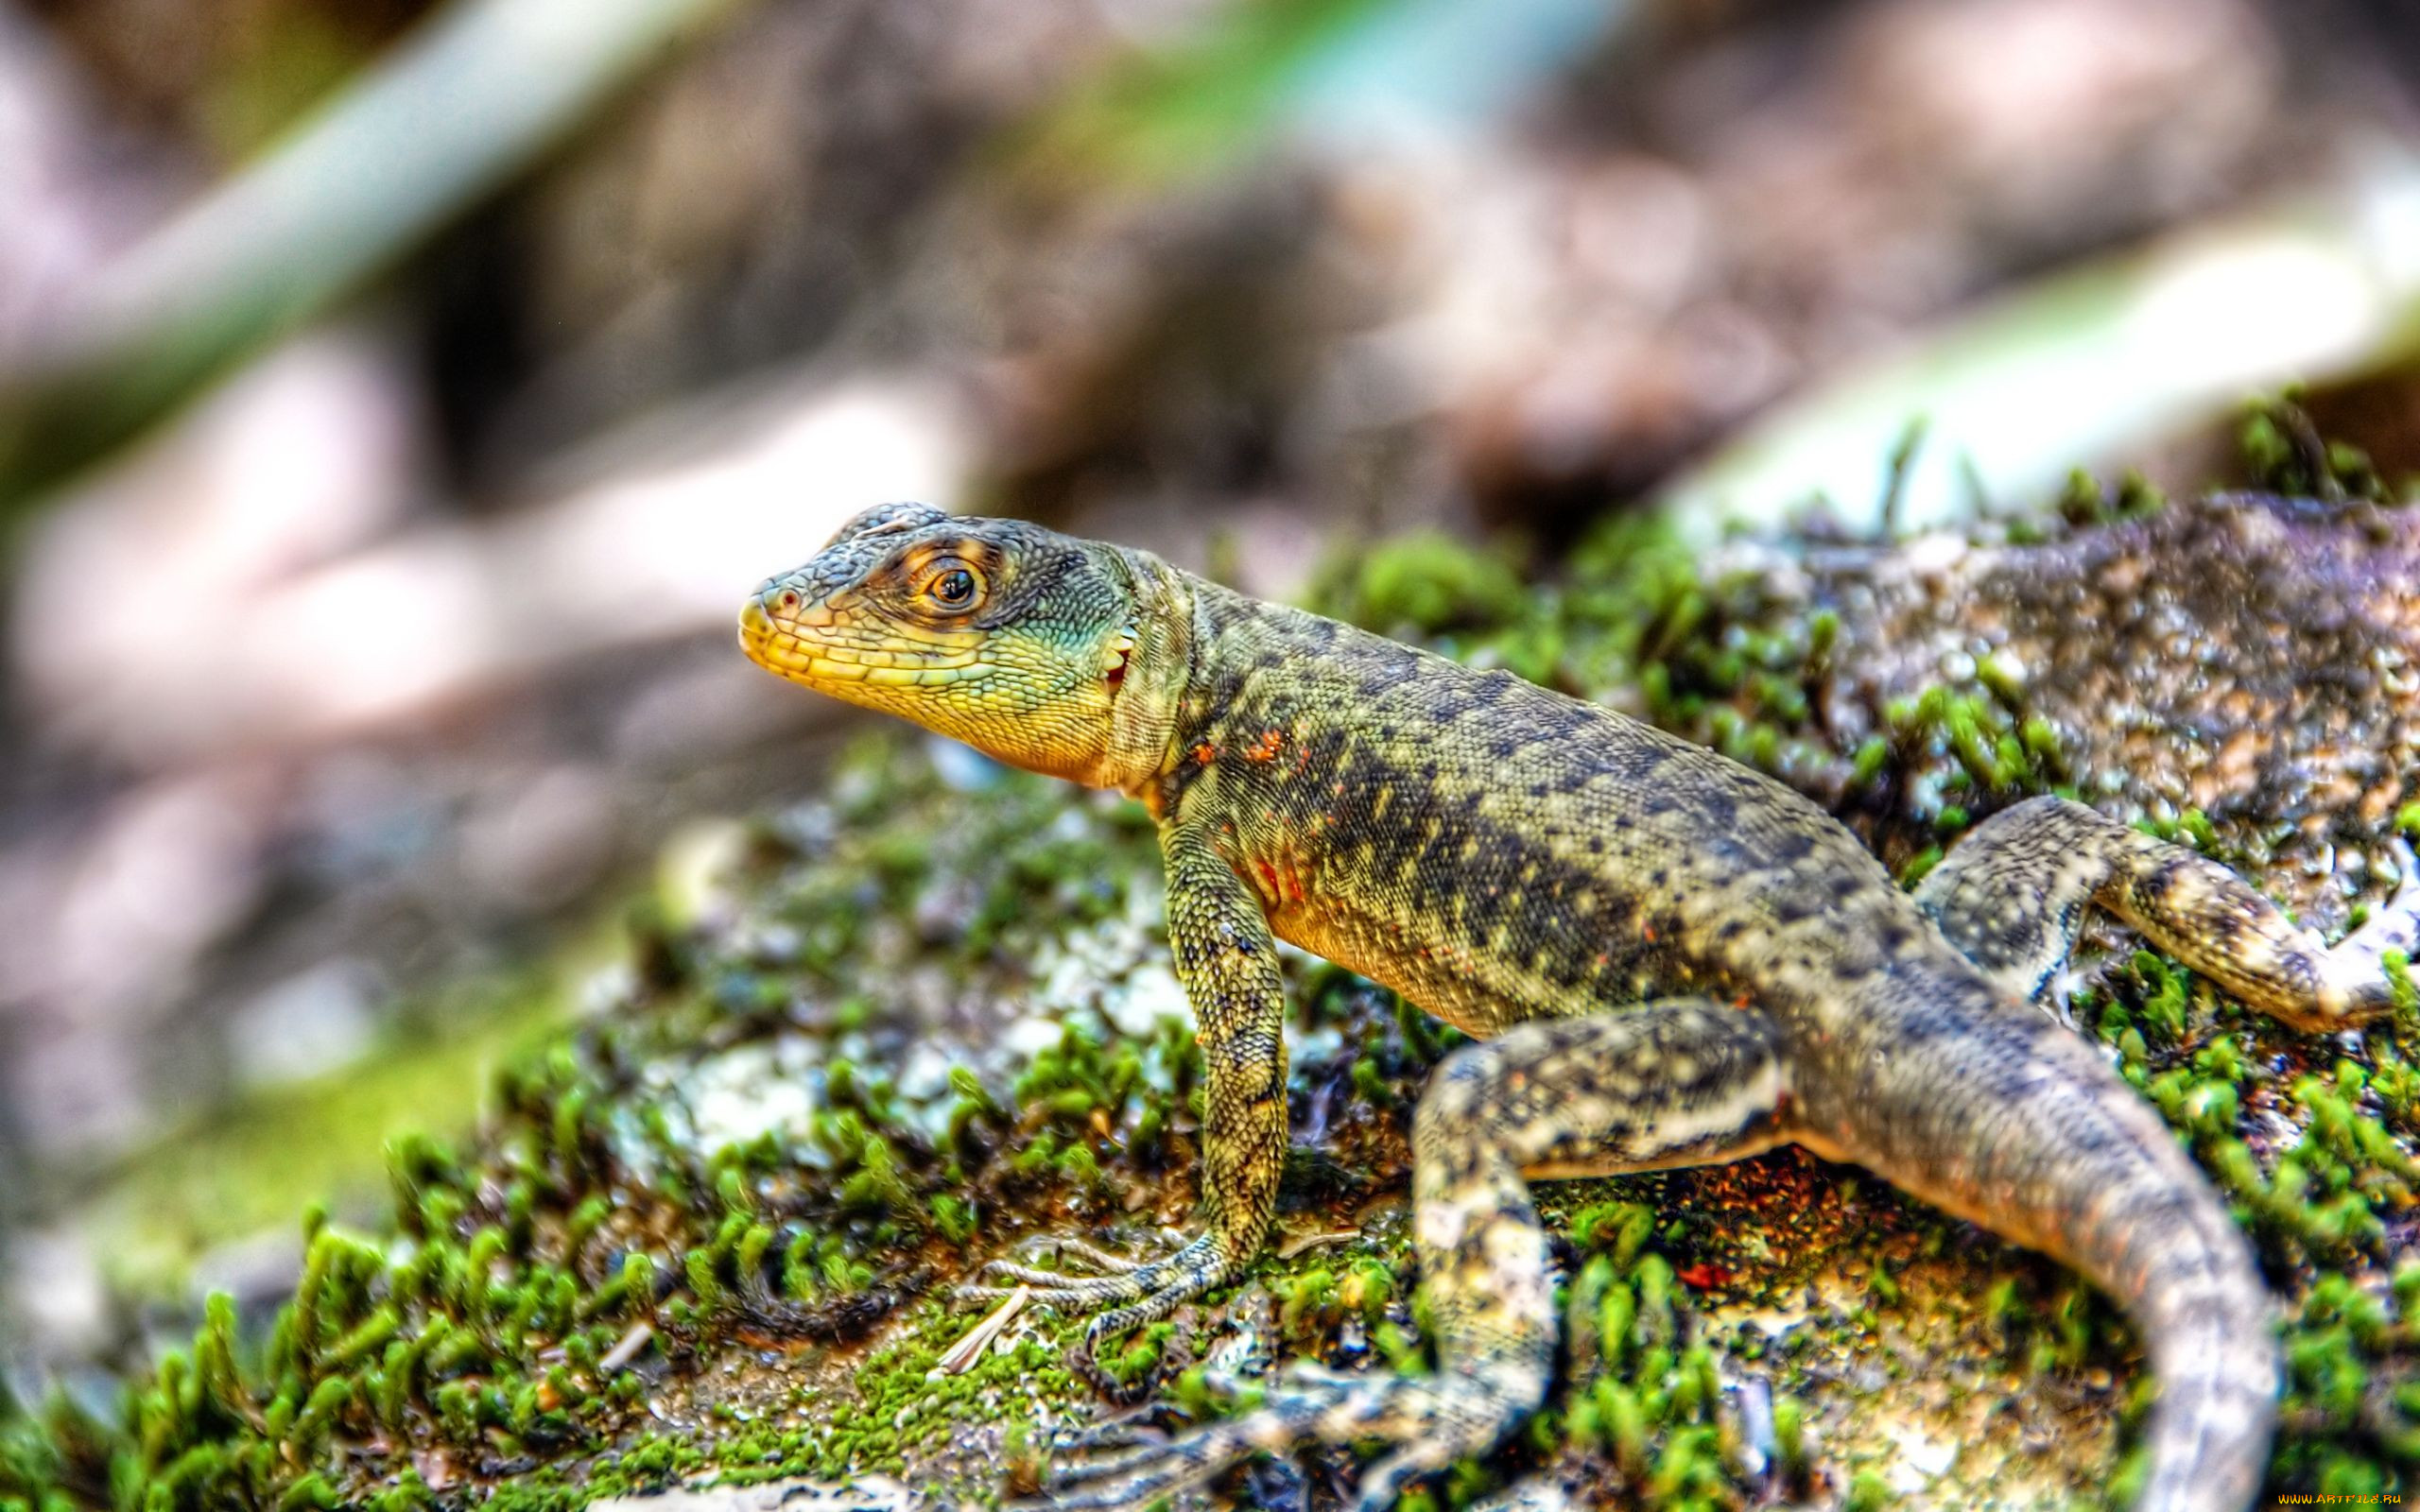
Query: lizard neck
[{"left": 1097, "top": 545, "right": 1199, "bottom": 806}]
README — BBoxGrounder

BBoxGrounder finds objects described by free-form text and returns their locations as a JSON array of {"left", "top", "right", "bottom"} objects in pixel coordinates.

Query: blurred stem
[
  {"left": 999, "top": 0, "right": 1396, "bottom": 188},
  {"left": 0, "top": 0, "right": 755, "bottom": 518}
]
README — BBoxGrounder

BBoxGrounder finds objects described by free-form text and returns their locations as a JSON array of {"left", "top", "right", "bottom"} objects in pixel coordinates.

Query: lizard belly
[{"left": 1264, "top": 870, "right": 1667, "bottom": 1040}]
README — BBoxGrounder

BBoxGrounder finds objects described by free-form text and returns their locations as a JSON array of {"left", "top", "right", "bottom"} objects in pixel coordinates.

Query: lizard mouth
[{"left": 738, "top": 591, "right": 987, "bottom": 688}]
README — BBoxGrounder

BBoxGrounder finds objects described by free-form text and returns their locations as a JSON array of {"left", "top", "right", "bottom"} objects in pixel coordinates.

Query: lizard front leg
[
  {"left": 1036, "top": 1000, "right": 1792, "bottom": 1512},
  {"left": 965, "top": 819, "right": 1288, "bottom": 1355},
  {"left": 1916, "top": 794, "right": 2420, "bottom": 1029}
]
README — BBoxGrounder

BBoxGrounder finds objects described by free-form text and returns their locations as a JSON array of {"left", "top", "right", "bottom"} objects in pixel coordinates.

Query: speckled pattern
[
  {"left": 740, "top": 506, "right": 2420, "bottom": 1512},
  {"left": 1693, "top": 493, "right": 2420, "bottom": 926},
  {"left": 1942, "top": 496, "right": 2420, "bottom": 855}
]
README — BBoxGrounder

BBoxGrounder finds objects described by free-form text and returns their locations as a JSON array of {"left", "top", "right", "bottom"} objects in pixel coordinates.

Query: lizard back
[{"left": 1160, "top": 580, "right": 1921, "bottom": 1042}]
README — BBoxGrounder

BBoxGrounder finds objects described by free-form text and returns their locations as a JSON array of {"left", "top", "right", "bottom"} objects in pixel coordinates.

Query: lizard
[{"left": 736, "top": 501, "right": 2420, "bottom": 1512}]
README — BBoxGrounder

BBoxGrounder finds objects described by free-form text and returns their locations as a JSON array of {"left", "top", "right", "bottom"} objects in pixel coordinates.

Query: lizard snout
[{"left": 742, "top": 582, "right": 835, "bottom": 637}]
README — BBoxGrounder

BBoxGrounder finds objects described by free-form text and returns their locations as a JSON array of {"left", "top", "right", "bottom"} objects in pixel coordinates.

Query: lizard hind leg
[
  {"left": 1917, "top": 794, "right": 2419, "bottom": 1028},
  {"left": 1028, "top": 1000, "right": 1795, "bottom": 1511}
]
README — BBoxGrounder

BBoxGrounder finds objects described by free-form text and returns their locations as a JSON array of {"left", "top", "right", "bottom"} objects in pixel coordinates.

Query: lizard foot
[
  {"left": 960, "top": 1229, "right": 1235, "bottom": 1400},
  {"left": 959, "top": 1229, "right": 1230, "bottom": 1324},
  {"left": 1023, "top": 1362, "right": 1526, "bottom": 1512}
]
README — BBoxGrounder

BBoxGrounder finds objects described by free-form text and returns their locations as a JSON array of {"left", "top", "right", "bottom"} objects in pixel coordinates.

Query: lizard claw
[{"left": 1059, "top": 1407, "right": 1190, "bottom": 1454}]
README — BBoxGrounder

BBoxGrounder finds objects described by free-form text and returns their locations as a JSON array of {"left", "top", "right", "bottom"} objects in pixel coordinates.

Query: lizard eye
[{"left": 925, "top": 564, "right": 980, "bottom": 610}]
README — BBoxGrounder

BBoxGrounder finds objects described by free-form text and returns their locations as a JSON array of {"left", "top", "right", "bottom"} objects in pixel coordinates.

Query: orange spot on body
[
  {"left": 1248, "top": 853, "right": 1311, "bottom": 906},
  {"left": 1643, "top": 923, "right": 1657, "bottom": 943},
  {"left": 1192, "top": 743, "right": 1218, "bottom": 765},
  {"left": 1245, "top": 730, "right": 1285, "bottom": 762},
  {"left": 1677, "top": 1263, "right": 1733, "bottom": 1290}
]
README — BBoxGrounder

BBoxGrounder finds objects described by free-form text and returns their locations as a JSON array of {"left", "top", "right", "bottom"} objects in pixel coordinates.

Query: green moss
[
  {"left": 2237, "top": 397, "right": 2394, "bottom": 503},
  {"left": 50, "top": 977, "right": 570, "bottom": 1298}
]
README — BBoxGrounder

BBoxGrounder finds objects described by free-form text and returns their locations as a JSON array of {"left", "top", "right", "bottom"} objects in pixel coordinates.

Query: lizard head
[{"left": 739, "top": 504, "right": 1192, "bottom": 791}]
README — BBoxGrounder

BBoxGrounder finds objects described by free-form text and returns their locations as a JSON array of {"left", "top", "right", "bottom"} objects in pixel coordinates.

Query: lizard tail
[
  {"left": 1818, "top": 982, "right": 2278, "bottom": 1512},
  {"left": 2122, "top": 1214, "right": 2279, "bottom": 1512}
]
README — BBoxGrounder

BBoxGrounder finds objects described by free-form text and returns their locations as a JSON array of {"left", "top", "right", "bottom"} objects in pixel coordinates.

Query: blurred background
[{"left": 2, "top": 0, "right": 2419, "bottom": 1378}]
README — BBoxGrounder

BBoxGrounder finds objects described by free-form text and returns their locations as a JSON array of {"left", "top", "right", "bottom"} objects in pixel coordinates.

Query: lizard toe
[
  {"left": 1350, "top": 1453, "right": 1440, "bottom": 1512},
  {"left": 1038, "top": 1437, "right": 1177, "bottom": 1489},
  {"left": 1060, "top": 1407, "right": 1185, "bottom": 1455},
  {"left": 1032, "top": 1394, "right": 1312, "bottom": 1511},
  {"left": 1026, "top": 1422, "right": 1248, "bottom": 1511},
  {"left": 963, "top": 1230, "right": 1227, "bottom": 1318},
  {"left": 1033, "top": 1365, "right": 1536, "bottom": 1512},
  {"left": 967, "top": 1261, "right": 1148, "bottom": 1295},
  {"left": 1021, "top": 1234, "right": 1165, "bottom": 1274}
]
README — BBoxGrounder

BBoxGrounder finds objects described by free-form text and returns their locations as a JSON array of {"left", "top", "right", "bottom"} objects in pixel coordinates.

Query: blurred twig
[
  {"left": 0, "top": 0, "right": 755, "bottom": 517},
  {"left": 1657, "top": 145, "right": 2420, "bottom": 541}
]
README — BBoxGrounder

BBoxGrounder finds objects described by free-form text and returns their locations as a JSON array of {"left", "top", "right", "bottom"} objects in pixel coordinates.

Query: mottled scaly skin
[{"left": 739, "top": 505, "right": 2420, "bottom": 1512}]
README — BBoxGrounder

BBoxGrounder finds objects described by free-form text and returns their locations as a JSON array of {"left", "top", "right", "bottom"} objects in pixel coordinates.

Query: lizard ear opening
[{"left": 1104, "top": 626, "right": 1137, "bottom": 693}]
